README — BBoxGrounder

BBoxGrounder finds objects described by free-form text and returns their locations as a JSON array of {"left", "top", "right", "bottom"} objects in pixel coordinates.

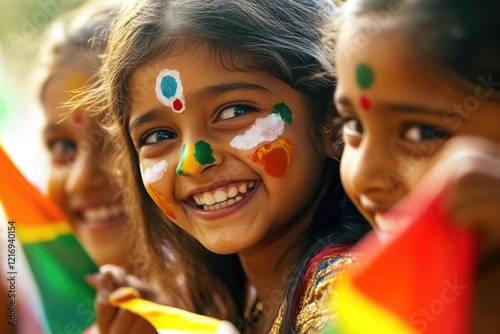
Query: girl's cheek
[
  {"left": 145, "top": 185, "right": 177, "bottom": 220},
  {"left": 141, "top": 160, "right": 178, "bottom": 220},
  {"left": 250, "top": 138, "right": 294, "bottom": 178},
  {"left": 230, "top": 102, "right": 294, "bottom": 177}
]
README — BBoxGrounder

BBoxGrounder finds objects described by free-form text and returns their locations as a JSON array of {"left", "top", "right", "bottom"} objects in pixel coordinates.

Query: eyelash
[
  {"left": 138, "top": 128, "right": 178, "bottom": 148},
  {"left": 334, "top": 115, "right": 363, "bottom": 137},
  {"left": 46, "top": 139, "right": 77, "bottom": 164},
  {"left": 217, "top": 103, "right": 258, "bottom": 121},
  {"left": 402, "top": 124, "right": 450, "bottom": 143},
  {"left": 335, "top": 115, "right": 450, "bottom": 143}
]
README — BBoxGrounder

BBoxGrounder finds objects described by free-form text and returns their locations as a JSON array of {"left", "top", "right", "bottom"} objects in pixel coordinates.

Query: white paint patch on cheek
[
  {"left": 142, "top": 160, "right": 168, "bottom": 186},
  {"left": 230, "top": 113, "right": 285, "bottom": 150},
  {"left": 155, "top": 69, "right": 186, "bottom": 113}
]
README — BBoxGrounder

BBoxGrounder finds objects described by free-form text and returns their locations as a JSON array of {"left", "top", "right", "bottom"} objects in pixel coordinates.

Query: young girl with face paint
[
  {"left": 39, "top": 2, "right": 241, "bottom": 333},
  {"left": 38, "top": 2, "right": 159, "bottom": 333},
  {"left": 331, "top": 0, "right": 500, "bottom": 331},
  {"left": 85, "top": 0, "right": 370, "bottom": 333}
]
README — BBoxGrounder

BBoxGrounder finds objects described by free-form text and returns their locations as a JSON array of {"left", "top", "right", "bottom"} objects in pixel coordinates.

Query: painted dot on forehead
[
  {"left": 356, "top": 63, "right": 374, "bottom": 90},
  {"left": 160, "top": 75, "right": 177, "bottom": 98},
  {"left": 360, "top": 96, "right": 371, "bottom": 111},
  {"left": 155, "top": 69, "right": 186, "bottom": 113},
  {"left": 71, "top": 110, "right": 83, "bottom": 126}
]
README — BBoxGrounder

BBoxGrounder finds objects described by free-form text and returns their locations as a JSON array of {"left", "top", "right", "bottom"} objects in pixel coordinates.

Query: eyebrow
[
  {"left": 197, "top": 82, "right": 272, "bottom": 98},
  {"left": 42, "top": 123, "right": 60, "bottom": 135},
  {"left": 129, "top": 109, "right": 165, "bottom": 134},
  {"left": 335, "top": 95, "right": 446, "bottom": 116}
]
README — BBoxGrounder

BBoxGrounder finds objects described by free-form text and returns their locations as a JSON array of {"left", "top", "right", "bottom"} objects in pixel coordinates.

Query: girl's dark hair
[{"left": 336, "top": 0, "right": 500, "bottom": 98}]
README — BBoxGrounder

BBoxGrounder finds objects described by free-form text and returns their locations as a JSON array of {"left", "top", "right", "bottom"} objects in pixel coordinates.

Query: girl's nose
[
  {"left": 176, "top": 140, "right": 219, "bottom": 176},
  {"left": 349, "top": 137, "right": 401, "bottom": 195}
]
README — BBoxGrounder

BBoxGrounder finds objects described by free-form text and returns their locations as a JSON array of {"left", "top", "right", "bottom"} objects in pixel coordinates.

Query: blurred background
[{"left": 0, "top": 0, "right": 86, "bottom": 188}]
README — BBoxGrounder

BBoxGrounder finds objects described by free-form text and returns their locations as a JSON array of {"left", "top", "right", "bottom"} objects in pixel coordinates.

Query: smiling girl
[
  {"left": 331, "top": 0, "right": 500, "bottom": 331},
  {"left": 86, "top": 0, "right": 370, "bottom": 333}
]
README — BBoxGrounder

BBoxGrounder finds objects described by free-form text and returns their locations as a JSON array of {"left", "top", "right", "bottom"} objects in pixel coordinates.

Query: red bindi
[
  {"left": 73, "top": 112, "right": 84, "bottom": 126},
  {"left": 173, "top": 98, "right": 183, "bottom": 112},
  {"left": 360, "top": 96, "right": 371, "bottom": 111}
]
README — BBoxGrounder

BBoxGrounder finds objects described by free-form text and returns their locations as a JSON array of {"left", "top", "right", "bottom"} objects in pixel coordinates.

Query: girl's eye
[
  {"left": 403, "top": 125, "right": 449, "bottom": 143},
  {"left": 48, "top": 139, "right": 77, "bottom": 165},
  {"left": 218, "top": 104, "right": 256, "bottom": 121},
  {"left": 141, "top": 129, "right": 178, "bottom": 146},
  {"left": 342, "top": 118, "right": 363, "bottom": 137}
]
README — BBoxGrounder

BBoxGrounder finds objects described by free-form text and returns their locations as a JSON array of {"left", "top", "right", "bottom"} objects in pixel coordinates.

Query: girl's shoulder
[{"left": 295, "top": 246, "right": 360, "bottom": 334}]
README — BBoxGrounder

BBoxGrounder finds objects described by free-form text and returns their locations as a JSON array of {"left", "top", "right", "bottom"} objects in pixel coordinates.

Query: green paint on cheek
[
  {"left": 194, "top": 140, "right": 216, "bottom": 165},
  {"left": 271, "top": 102, "right": 293, "bottom": 124},
  {"left": 356, "top": 63, "right": 374, "bottom": 90}
]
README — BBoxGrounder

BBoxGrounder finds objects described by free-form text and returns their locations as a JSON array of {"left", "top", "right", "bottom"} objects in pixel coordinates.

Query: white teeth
[
  {"left": 82, "top": 205, "right": 124, "bottom": 222},
  {"left": 228, "top": 187, "right": 238, "bottom": 198},
  {"left": 203, "top": 193, "right": 216, "bottom": 205},
  {"left": 194, "top": 196, "right": 203, "bottom": 206},
  {"left": 214, "top": 190, "right": 228, "bottom": 203},
  {"left": 192, "top": 181, "right": 256, "bottom": 210},
  {"left": 238, "top": 184, "right": 247, "bottom": 193}
]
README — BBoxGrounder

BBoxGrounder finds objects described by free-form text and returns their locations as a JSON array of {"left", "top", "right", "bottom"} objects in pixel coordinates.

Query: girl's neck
[{"left": 238, "top": 203, "right": 318, "bottom": 332}]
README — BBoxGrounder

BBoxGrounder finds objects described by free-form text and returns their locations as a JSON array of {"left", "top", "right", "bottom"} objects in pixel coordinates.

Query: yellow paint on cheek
[
  {"left": 145, "top": 186, "right": 177, "bottom": 220},
  {"left": 250, "top": 138, "right": 294, "bottom": 177}
]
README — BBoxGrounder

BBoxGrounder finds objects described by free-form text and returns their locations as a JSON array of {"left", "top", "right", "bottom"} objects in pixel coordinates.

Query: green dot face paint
[
  {"left": 356, "top": 63, "right": 374, "bottom": 89},
  {"left": 176, "top": 140, "right": 216, "bottom": 175},
  {"left": 356, "top": 63, "right": 375, "bottom": 111}
]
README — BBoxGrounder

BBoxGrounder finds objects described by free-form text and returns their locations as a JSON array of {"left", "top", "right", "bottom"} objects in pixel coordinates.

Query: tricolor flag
[
  {"left": 110, "top": 287, "right": 240, "bottom": 334},
  {"left": 0, "top": 146, "right": 98, "bottom": 333},
  {"left": 329, "top": 177, "right": 477, "bottom": 334}
]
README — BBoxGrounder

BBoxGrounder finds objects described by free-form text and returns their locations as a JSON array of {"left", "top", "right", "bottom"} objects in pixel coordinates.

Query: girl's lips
[
  {"left": 189, "top": 180, "right": 256, "bottom": 209},
  {"left": 187, "top": 181, "right": 259, "bottom": 220},
  {"left": 74, "top": 204, "right": 127, "bottom": 232},
  {"left": 78, "top": 216, "right": 127, "bottom": 233}
]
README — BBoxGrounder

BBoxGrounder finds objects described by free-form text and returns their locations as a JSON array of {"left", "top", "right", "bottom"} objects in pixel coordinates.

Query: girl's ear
[{"left": 320, "top": 101, "right": 342, "bottom": 160}]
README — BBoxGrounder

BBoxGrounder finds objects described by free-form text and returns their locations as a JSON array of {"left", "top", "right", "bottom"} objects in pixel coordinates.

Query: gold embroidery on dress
[{"left": 269, "top": 252, "right": 360, "bottom": 334}]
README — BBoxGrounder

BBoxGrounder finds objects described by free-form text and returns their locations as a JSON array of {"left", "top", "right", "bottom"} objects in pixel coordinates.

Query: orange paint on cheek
[
  {"left": 145, "top": 186, "right": 177, "bottom": 220},
  {"left": 250, "top": 138, "right": 294, "bottom": 178}
]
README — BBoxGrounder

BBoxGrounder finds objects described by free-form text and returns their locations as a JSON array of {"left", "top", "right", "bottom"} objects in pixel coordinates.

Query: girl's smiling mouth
[{"left": 188, "top": 180, "right": 256, "bottom": 211}]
